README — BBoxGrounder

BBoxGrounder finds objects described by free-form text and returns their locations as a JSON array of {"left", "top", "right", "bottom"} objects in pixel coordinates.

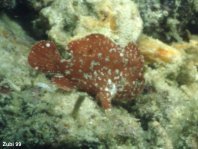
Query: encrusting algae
[
  {"left": 28, "top": 34, "right": 144, "bottom": 109},
  {"left": 137, "top": 35, "right": 183, "bottom": 63}
]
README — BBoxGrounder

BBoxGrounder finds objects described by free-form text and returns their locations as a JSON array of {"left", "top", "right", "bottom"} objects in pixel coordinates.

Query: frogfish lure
[{"left": 28, "top": 34, "right": 144, "bottom": 109}]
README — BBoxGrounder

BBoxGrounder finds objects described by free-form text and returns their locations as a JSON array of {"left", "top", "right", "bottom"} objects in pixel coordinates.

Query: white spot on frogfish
[{"left": 46, "top": 43, "right": 51, "bottom": 48}]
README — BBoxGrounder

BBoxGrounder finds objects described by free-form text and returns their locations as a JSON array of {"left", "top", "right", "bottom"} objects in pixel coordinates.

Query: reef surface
[{"left": 0, "top": 0, "right": 198, "bottom": 148}]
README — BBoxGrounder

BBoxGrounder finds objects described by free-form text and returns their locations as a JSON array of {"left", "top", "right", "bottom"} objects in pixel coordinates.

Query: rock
[
  {"left": 38, "top": 0, "right": 143, "bottom": 47},
  {"left": 138, "top": 34, "right": 183, "bottom": 63},
  {"left": 135, "top": 0, "right": 198, "bottom": 42}
]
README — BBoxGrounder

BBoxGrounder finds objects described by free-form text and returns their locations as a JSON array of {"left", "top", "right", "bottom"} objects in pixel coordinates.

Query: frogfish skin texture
[{"left": 28, "top": 34, "right": 144, "bottom": 109}]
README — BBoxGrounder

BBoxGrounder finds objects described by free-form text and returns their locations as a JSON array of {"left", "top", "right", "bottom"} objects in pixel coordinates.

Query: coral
[
  {"left": 34, "top": 0, "right": 142, "bottom": 47},
  {"left": 135, "top": 0, "right": 198, "bottom": 42},
  {"left": 0, "top": 13, "right": 34, "bottom": 91},
  {"left": 137, "top": 34, "right": 183, "bottom": 63},
  {"left": 133, "top": 34, "right": 198, "bottom": 148},
  {"left": 28, "top": 34, "right": 144, "bottom": 109}
]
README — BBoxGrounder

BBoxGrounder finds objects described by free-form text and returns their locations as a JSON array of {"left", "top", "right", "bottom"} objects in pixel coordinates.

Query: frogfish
[{"left": 28, "top": 34, "right": 144, "bottom": 109}]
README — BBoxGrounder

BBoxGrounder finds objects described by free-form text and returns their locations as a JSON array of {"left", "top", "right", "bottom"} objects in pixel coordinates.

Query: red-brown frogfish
[{"left": 28, "top": 34, "right": 144, "bottom": 109}]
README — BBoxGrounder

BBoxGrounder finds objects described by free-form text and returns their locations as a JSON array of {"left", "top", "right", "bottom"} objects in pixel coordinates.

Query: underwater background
[{"left": 0, "top": 0, "right": 198, "bottom": 148}]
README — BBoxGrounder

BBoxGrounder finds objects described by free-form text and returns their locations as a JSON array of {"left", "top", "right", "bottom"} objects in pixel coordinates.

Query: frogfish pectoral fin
[
  {"left": 28, "top": 40, "right": 64, "bottom": 73},
  {"left": 51, "top": 76, "right": 76, "bottom": 91},
  {"left": 96, "top": 91, "right": 112, "bottom": 109}
]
